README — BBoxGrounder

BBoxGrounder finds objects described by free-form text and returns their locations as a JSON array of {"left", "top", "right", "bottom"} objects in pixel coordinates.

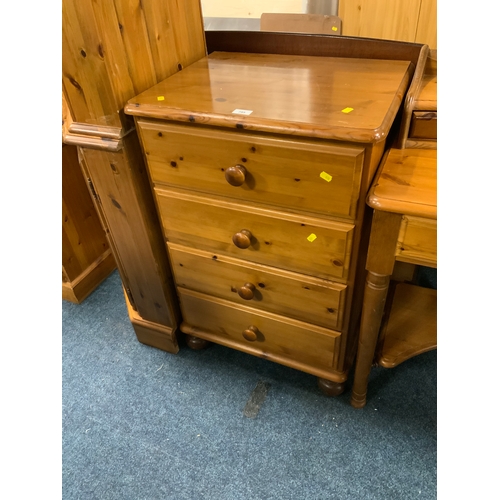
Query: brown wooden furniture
[
  {"left": 260, "top": 13, "right": 342, "bottom": 34},
  {"left": 339, "top": 0, "right": 437, "bottom": 49},
  {"left": 62, "top": 142, "right": 116, "bottom": 303},
  {"left": 401, "top": 49, "right": 437, "bottom": 149},
  {"left": 350, "top": 148, "right": 437, "bottom": 408},
  {"left": 62, "top": 93, "right": 115, "bottom": 303},
  {"left": 125, "top": 50, "right": 414, "bottom": 395},
  {"left": 62, "top": 0, "right": 206, "bottom": 350}
]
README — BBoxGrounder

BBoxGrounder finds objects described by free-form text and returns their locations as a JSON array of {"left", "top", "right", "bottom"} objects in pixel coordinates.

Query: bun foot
[
  {"left": 185, "top": 334, "right": 211, "bottom": 350},
  {"left": 317, "top": 378, "right": 346, "bottom": 397}
]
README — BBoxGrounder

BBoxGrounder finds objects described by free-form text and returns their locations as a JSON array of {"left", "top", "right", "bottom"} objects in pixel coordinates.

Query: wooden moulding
[
  {"left": 62, "top": 249, "right": 116, "bottom": 304},
  {"left": 62, "top": 93, "right": 127, "bottom": 152},
  {"left": 63, "top": 122, "right": 135, "bottom": 152},
  {"left": 124, "top": 286, "right": 180, "bottom": 354}
]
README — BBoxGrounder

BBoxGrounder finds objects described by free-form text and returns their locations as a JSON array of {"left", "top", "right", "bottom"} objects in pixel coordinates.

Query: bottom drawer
[{"left": 178, "top": 288, "right": 340, "bottom": 370}]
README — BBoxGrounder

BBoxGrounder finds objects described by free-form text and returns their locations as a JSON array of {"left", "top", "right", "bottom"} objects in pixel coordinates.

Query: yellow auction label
[
  {"left": 307, "top": 234, "right": 317, "bottom": 242},
  {"left": 320, "top": 171, "right": 333, "bottom": 182}
]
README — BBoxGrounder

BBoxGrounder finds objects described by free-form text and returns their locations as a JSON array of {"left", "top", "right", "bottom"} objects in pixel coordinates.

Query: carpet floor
[{"left": 62, "top": 270, "right": 437, "bottom": 499}]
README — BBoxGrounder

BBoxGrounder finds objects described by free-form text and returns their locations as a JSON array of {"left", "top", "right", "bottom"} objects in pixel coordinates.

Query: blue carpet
[{"left": 62, "top": 270, "right": 437, "bottom": 499}]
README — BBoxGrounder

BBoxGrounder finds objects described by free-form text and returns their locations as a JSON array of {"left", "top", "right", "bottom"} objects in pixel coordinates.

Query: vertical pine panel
[
  {"left": 112, "top": 0, "right": 157, "bottom": 93},
  {"left": 339, "top": 0, "right": 421, "bottom": 43},
  {"left": 415, "top": 0, "right": 437, "bottom": 49},
  {"left": 62, "top": 0, "right": 121, "bottom": 126}
]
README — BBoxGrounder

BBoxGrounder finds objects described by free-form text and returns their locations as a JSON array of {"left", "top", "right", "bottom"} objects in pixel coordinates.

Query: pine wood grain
[
  {"left": 168, "top": 243, "right": 347, "bottom": 330},
  {"left": 156, "top": 187, "right": 354, "bottom": 281},
  {"left": 367, "top": 148, "right": 437, "bottom": 218},
  {"left": 377, "top": 283, "right": 437, "bottom": 368},
  {"left": 125, "top": 52, "right": 412, "bottom": 143},
  {"left": 415, "top": 0, "right": 437, "bottom": 49},
  {"left": 178, "top": 288, "right": 340, "bottom": 370},
  {"left": 396, "top": 216, "right": 437, "bottom": 267},
  {"left": 339, "top": 0, "right": 421, "bottom": 42},
  {"left": 138, "top": 120, "right": 364, "bottom": 219},
  {"left": 62, "top": 143, "right": 115, "bottom": 303}
]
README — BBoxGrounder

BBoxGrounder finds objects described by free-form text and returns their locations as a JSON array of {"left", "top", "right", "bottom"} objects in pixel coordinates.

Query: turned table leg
[{"left": 350, "top": 271, "right": 391, "bottom": 408}]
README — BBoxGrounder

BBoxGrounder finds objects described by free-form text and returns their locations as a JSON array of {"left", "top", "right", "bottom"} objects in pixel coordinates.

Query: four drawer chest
[{"left": 124, "top": 51, "right": 412, "bottom": 395}]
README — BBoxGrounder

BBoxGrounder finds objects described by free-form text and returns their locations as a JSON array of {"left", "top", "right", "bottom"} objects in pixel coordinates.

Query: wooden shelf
[{"left": 377, "top": 282, "right": 437, "bottom": 368}]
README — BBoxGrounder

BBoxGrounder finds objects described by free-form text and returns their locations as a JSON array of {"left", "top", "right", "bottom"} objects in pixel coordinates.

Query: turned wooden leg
[
  {"left": 185, "top": 334, "right": 211, "bottom": 350},
  {"left": 318, "top": 378, "right": 346, "bottom": 397},
  {"left": 350, "top": 271, "right": 391, "bottom": 408}
]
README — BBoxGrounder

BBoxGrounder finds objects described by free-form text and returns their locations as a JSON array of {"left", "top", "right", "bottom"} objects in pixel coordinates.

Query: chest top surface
[{"left": 125, "top": 52, "right": 412, "bottom": 143}]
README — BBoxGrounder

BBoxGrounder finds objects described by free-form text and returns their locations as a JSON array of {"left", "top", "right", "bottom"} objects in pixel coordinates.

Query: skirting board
[{"left": 62, "top": 249, "right": 116, "bottom": 304}]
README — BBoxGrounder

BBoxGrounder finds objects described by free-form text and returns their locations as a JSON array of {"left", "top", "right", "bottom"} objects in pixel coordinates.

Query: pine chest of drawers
[{"left": 125, "top": 52, "right": 412, "bottom": 395}]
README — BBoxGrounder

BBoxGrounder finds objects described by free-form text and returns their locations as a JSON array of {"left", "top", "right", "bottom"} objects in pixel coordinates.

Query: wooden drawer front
[
  {"left": 156, "top": 188, "right": 355, "bottom": 281},
  {"left": 409, "top": 111, "right": 437, "bottom": 140},
  {"left": 169, "top": 243, "right": 347, "bottom": 330},
  {"left": 138, "top": 120, "right": 364, "bottom": 219},
  {"left": 396, "top": 216, "right": 437, "bottom": 267},
  {"left": 178, "top": 288, "right": 340, "bottom": 369}
]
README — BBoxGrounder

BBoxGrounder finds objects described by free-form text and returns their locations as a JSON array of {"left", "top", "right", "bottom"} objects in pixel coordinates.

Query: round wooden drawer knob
[
  {"left": 232, "top": 229, "right": 252, "bottom": 249},
  {"left": 243, "top": 325, "right": 259, "bottom": 342},
  {"left": 238, "top": 283, "right": 256, "bottom": 300},
  {"left": 225, "top": 164, "right": 246, "bottom": 186}
]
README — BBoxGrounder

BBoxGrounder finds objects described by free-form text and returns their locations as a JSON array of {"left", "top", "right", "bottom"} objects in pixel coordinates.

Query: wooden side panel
[
  {"left": 339, "top": 0, "right": 421, "bottom": 43},
  {"left": 79, "top": 133, "right": 181, "bottom": 327},
  {"left": 62, "top": 144, "right": 111, "bottom": 280}
]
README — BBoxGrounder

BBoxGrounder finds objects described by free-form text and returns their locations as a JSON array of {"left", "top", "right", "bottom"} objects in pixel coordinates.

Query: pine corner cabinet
[{"left": 124, "top": 47, "right": 416, "bottom": 395}]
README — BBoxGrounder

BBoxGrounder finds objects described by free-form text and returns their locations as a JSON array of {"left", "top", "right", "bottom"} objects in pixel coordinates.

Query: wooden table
[{"left": 350, "top": 148, "right": 437, "bottom": 408}]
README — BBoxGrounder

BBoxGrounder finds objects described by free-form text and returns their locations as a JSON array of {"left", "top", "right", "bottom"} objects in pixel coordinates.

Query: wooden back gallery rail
[{"left": 63, "top": 0, "right": 433, "bottom": 399}]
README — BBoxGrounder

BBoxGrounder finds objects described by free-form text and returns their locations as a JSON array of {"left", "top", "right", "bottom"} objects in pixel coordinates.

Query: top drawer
[{"left": 137, "top": 120, "right": 364, "bottom": 219}]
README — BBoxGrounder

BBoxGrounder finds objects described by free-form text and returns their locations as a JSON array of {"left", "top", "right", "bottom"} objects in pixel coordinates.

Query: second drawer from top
[{"left": 156, "top": 187, "right": 355, "bottom": 281}]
